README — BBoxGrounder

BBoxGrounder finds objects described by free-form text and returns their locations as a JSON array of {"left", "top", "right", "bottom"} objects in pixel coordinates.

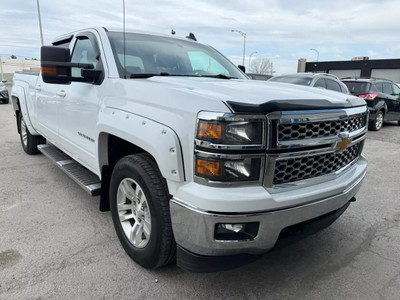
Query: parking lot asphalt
[{"left": 0, "top": 102, "right": 399, "bottom": 300}]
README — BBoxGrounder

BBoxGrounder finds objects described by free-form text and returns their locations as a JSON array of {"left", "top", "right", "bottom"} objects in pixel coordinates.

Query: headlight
[
  {"left": 196, "top": 112, "right": 265, "bottom": 148},
  {"left": 195, "top": 156, "right": 262, "bottom": 182},
  {"left": 194, "top": 112, "right": 266, "bottom": 185}
]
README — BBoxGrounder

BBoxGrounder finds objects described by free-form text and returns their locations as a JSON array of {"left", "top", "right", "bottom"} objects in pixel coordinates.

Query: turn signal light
[
  {"left": 198, "top": 121, "right": 222, "bottom": 140},
  {"left": 41, "top": 66, "right": 57, "bottom": 75},
  {"left": 196, "top": 159, "right": 222, "bottom": 177}
]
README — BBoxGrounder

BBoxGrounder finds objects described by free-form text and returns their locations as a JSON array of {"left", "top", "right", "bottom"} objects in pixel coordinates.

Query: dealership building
[{"left": 297, "top": 57, "right": 400, "bottom": 83}]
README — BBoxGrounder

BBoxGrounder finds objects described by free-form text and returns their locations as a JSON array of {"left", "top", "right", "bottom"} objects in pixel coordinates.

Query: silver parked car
[{"left": 268, "top": 73, "right": 350, "bottom": 94}]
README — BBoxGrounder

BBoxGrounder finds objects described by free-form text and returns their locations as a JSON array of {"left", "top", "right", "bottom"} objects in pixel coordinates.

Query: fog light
[{"left": 215, "top": 222, "right": 259, "bottom": 241}]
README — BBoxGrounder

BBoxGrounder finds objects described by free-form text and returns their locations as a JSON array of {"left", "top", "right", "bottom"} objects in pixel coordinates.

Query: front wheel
[
  {"left": 369, "top": 111, "right": 384, "bottom": 131},
  {"left": 110, "top": 153, "right": 176, "bottom": 269},
  {"left": 19, "top": 113, "right": 46, "bottom": 154}
]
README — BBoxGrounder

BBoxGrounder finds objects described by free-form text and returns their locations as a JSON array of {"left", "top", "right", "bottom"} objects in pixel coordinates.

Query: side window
[
  {"left": 340, "top": 83, "right": 349, "bottom": 94},
  {"left": 382, "top": 82, "right": 393, "bottom": 94},
  {"left": 187, "top": 51, "right": 229, "bottom": 75},
  {"left": 374, "top": 83, "right": 383, "bottom": 92},
  {"left": 393, "top": 84, "right": 400, "bottom": 95},
  {"left": 326, "top": 79, "right": 341, "bottom": 92},
  {"left": 70, "top": 38, "right": 98, "bottom": 77},
  {"left": 314, "top": 78, "right": 326, "bottom": 88}
]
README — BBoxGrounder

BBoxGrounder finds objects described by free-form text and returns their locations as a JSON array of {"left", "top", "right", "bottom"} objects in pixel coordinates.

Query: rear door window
[
  {"left": 326, "top": 79, "right": 341, "bottom": 92},
  {"left": 382, "top": 82, "right": 393, "bottom": 94},
  {"left": 314, "top": 78, "right": 326, "bottom": 88}
]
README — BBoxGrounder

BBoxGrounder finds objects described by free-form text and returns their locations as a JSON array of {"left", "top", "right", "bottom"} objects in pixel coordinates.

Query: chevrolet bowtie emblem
[{"left": 335, "top": 133, "right": 352, "bottom": 151}]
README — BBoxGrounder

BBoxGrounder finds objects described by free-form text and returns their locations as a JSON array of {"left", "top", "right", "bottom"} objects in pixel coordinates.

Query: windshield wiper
[
  {"left": 130, "top": 72, "right": 172, "bottom": 78},
  {"left": 198, "top": 74, "right": 237, "bottom": 79},
  {"left": 129, "top": 73, "right": 237, "bottom": 79}
]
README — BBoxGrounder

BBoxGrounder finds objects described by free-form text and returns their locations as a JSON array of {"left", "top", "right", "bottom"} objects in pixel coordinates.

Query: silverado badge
[{"left": 335, "top": 132, "right": 352, "bottom": 151}]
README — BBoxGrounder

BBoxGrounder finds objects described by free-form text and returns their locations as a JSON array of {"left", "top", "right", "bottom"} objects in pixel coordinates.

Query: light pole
[
  {"left": 310, "top": 48, "right": 319, "bottom": 62},
  {"left": 249, "top": 51, "right": 257, "bottom": 70},
  {"left": 231, "top": 29, "right": 246, "bottom": 66},
  {"left": 36, "top": 0, "right": 44, "bottom": 46}
]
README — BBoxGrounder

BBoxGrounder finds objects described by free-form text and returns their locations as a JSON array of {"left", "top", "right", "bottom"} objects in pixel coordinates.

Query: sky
[{"left": 1, "top": 0, "right": 400, "bottom": 75}]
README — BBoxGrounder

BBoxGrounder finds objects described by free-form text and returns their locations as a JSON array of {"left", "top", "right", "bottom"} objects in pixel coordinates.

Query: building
[{"left": 298, "top": 57, "right": 400, "bottom": 83}]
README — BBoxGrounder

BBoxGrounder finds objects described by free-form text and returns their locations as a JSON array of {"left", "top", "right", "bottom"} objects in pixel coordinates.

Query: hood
[{"left": 143, "top": 77, "right": 365, "bottom": 113}]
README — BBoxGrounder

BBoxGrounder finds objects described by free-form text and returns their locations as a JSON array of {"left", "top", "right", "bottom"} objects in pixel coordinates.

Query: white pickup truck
[{"left": 12, "top": 27, "right": 368, "bottom": 272}]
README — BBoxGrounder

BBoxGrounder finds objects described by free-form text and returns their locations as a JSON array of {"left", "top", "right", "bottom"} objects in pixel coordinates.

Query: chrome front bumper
[{"left": 170, "top": 170, "right": 365, "bottom": 256}]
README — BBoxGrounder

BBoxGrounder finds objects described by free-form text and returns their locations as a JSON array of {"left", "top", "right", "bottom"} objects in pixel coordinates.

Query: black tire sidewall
[
  {"left": 18, "top": 113, "right": 29, "bottom": 153},
  {"left": 110, "top": 156, "right": 166, "bottom": 268}
]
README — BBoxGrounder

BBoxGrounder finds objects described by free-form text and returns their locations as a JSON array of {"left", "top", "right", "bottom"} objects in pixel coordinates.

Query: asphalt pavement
[{"left": 0, "top": 101, "right": 399, "bottom": 299}]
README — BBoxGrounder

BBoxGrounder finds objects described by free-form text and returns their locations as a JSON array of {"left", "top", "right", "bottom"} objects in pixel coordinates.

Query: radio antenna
[{"left": 123, "top": 0, "right": 126, "bottom": 79}]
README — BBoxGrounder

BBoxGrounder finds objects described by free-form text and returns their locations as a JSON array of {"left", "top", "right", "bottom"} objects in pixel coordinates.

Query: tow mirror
[
  {"left": 81, "top": 69, "right": 102, "bottom": 82},
  {"left": 238, "top": 65, "right": 246, "bottom": 73},
  {"left": 41, "top": 46, "right": 71, "bottom": 84},
  {"left": 41, "top": 46, "right": 102, "bottom": 84}
]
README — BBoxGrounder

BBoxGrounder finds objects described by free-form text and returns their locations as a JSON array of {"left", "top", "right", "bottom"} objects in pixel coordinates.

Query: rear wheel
[
  {"left": 369, "top": 111, "right": 384, "bottom": 131},
  {"left": 110, "top": 153, "right": 176, "bottom": 269},
  {"left": 4, "top": 98, "right": 9, "bottom": 104},
  {"left": 19, "top": 113, "right": 46, "bottom": 154}
]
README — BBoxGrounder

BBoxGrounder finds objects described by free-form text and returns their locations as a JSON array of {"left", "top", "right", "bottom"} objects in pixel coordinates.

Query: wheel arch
[{"left": 96, "top": 108, "right": 185, "bottom": 211}]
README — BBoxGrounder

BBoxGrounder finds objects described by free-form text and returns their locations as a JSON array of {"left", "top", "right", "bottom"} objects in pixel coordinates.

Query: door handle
[
  {"left": 56, "top": 90, "right": 66, "bottom": 97},
  {"left": 35, "top": 85, "right": 41, "bottom": 91}
]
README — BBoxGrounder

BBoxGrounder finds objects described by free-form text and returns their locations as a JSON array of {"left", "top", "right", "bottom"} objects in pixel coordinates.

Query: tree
[
  {"left": 10, "top": 54, "right": 17, "bottom": 59},
  {"left": 249, "top": 58, "right": 275, "bottom": 75}
]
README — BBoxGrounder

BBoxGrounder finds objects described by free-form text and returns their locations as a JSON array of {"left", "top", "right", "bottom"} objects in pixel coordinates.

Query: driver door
[{"left": 57, "top": 32, "right": 105, "bottom": 173}]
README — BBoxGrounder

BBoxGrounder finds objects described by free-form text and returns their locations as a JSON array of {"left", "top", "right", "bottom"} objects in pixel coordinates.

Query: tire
[
  {"left": 4, "top": 98, "right": 9, "bottom": 104},
  {"left": 19, "top": 113, "right": 46, "bottom": 154},
  {"left": 110, "top": 153, "right": 176, "bottom": 269},
  {"left": 398, "top": 120, "right": 400, "bottom": 126},
  {"left": 369, "top": 111, "right": 384, "bottom": 131}
]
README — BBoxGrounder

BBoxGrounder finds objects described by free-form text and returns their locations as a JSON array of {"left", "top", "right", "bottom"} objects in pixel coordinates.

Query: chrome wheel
[
  {"left": 20, "top": 116, "right": 28, "bottom": 148},
  {"left": 375, "top": 112, "right": 383, "bottom": 130},
  {"left": 117, "top": 178, "right": 151, "bottom": 248}
]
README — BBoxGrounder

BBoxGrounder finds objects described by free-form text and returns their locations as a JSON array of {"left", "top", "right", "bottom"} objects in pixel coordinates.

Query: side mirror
[
  {"left": 41, "top": 46, "right": 71, "bottom": 84},
  {"left": 238, "top": 65, "right": 246, "bottom": 73},
  {"left": 41, "top": 46, "right": 102, "bottom": 84}
]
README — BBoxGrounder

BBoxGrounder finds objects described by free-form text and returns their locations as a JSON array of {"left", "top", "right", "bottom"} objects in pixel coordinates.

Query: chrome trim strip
[
  {"left": 194, "top": 139, "right": 264, "bottom": 150},
  {"left": 267, "top": 106, "right": 368, "bottom": 122},
  {"left": 276, "top": 127, "right": 367, "bottom": 149}
]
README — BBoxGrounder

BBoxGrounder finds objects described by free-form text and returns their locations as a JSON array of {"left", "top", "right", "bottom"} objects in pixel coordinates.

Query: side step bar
[{"left": 37, "top": 144, "right": 101, "bottom": 196}]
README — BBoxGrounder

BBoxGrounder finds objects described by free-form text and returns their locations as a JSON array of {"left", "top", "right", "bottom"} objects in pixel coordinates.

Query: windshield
[
  {"left": 107, "top": 32, "right": 247, "bottom": 79},
  {"left": 268, "top": 76, "right": 312, "bottom": 86},
  {"left": 343, "top": 81, "right": 371, "bottom": 95}
]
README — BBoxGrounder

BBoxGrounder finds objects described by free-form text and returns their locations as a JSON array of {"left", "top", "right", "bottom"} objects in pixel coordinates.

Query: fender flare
[
  {"left": 11, "top": 84, "right": 40, "bottom": 135},
  {"left": 97, "top": 107, "right": 185, "bottom": 183}
]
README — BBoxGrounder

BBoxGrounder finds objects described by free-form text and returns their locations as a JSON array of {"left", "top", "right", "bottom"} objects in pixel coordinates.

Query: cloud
[{"left": 1, "top": 0, "right": 399, "bottom": 74}]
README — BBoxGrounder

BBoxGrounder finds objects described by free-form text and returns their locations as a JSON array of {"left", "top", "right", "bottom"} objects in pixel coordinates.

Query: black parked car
[
  {"left": 0, "top": 82, "right": 9, "bottom": 104},
  {"left": 342, "top": 78, "right": 400, "bottom": 131},
  {"left": 268, "top": 73, "right": 350, "bottom": 94}
]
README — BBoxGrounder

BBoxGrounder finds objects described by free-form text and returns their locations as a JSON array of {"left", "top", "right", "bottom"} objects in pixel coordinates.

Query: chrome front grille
[
  {"left": 264, "top": 106, "right": 368, "bottom": 188},
  {"left": 273, "top": 142, "right": 362, "bottom": 185},
  {"left": 278, "top": 115, "right": 367, "bottom": 141}
]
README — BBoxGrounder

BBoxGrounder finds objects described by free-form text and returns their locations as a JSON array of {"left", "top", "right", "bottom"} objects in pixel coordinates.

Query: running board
[{"left": 37, "top": 144, "right": 101, "bottom": 196}]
